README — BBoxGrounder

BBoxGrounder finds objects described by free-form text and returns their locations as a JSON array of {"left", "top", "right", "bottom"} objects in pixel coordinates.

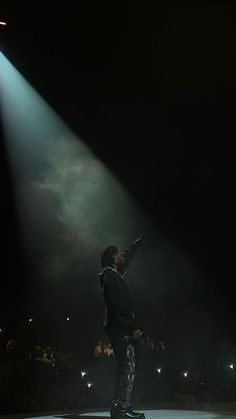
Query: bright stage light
[
  {"left": 156, "top": 368, "right": 162, "bottom": 373},
  {"left": 0, "top": 51, "right": 144, "bottom": 290},
  {"left": 229, "top": 364, "right": 234, "bottom": 370},
  {"left": 183, "top": 371, "right": 188, "bottom": 377},
  {"left": 81, "top": 371, "right": 87, "bottom": 377},
  {"left": 66, "top": 317, "right": 70, "bottom": 321},
  {"left": 0, "top": 21, "right": 7, "bottom": 26},
  {"left": 87, "top": 383, "right": 92, "bottom": 388},
  {"left": 28, "top": 318, "right": 33, "bottom": 322}
]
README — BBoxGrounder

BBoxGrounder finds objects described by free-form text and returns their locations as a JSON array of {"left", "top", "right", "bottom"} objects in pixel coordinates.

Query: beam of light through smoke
[
  {"left": 0, "top": 51, "right": 207, "bottom": 346},
  {"left": 0, "top": 51, "right": 146, "bottom": 285}
]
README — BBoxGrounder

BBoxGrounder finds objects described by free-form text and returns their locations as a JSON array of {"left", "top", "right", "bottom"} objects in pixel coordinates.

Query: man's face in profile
[{"left": 114, "top": 248, "right": 125, "bottom": 269}]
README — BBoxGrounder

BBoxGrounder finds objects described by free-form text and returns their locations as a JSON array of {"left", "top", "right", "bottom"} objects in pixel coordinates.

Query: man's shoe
[{"left": 110, "top": 400, "right": 145, "bottom": 419}]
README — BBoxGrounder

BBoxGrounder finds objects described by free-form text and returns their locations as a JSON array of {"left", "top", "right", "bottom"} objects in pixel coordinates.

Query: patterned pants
[{"left": 109, "top": 332, "right": 137, "bottom": 408}]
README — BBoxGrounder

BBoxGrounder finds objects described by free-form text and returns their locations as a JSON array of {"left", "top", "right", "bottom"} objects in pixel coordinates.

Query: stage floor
[{"left": 25, "top": 408, "right": 236, "bottom": 419}]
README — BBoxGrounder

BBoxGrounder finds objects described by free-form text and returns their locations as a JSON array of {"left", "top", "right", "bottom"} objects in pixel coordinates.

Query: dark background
[{"left": 0, "top": 2, "right": 236, "bottom": 360}]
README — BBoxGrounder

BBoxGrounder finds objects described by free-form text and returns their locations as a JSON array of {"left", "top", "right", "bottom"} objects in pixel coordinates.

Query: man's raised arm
[{"left": 120, "top": 234, "right": 144, "bottom": 274}]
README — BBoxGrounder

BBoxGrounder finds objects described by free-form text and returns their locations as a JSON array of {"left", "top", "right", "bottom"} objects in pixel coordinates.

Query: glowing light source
[
  {"left": 229, "top": 364, "right": 234, "bottom": 370},
  {"left": 0, "top": 21, "right": 7, "bottom": 26},
  {"left": 0, "top": 328, "right": 3, "bottom": 333},
  {"left": 29, "top": 318, "right": 33, "bottom": 322},
  {"left": 0, "top": 51, "right": 145, "bottom": 292},
  {"left": 81, "top": 371, "right": 87, "bottom": 377},
  {"left": 66, "top": 317, "right": 70, "bottom": 321},
  {"left": 156, "top": 368, "right": 162, "bottom": 373},
  {"left": 183, "top": 371, "right": 188, "bottom": 378},
  {"left": 87, "top": 383, "right": 92, "bottom": 388}
]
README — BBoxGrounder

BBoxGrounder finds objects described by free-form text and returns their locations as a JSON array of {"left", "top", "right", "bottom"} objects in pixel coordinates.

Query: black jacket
[{"left": 99, "top": 240, "right": 141, "bottom": 336}]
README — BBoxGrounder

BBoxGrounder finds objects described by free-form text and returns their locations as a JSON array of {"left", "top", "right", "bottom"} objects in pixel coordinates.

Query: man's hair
[{"left": 101, "top": 245, "right": 118, "bottom": 268}]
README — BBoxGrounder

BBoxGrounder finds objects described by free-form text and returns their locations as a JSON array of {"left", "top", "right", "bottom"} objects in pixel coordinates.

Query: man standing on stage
[{"left": 99, "top": 235, "right": 145, "bottom": 419}]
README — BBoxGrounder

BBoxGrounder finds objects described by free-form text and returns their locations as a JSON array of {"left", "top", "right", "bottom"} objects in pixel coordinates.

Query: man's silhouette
[{"left": 99, "top": 235, "right": 145, "bottom": 419}]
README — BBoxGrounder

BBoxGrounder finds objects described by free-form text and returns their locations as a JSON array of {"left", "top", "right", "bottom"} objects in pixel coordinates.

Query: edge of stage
[{"left": 2, "top": 403, "right": 236, "bottom": 419}]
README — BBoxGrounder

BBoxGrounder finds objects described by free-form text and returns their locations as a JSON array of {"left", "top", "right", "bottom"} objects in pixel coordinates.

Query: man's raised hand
[{"left": 136, "top": 233, "right": 144, "bottom": 247}]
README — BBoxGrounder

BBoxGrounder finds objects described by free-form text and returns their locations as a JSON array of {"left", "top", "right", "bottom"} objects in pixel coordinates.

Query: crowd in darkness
[
  {"left": 0, "top": 336, "right": 88, "bottom": 414},
  {"left": 1, "top": 325, "right": 236, "bottom": 414}
]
